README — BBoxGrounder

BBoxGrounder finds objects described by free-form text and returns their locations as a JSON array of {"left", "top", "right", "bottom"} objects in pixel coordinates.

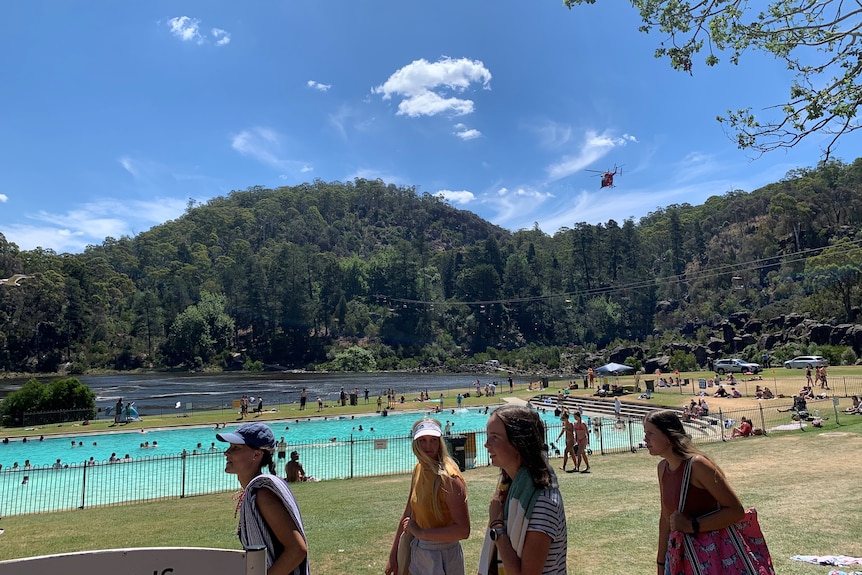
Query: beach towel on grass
[
  {"left": 477, "top": 467, "right": 547, "bottom": 575},
  {"left": 238, "top": 474, "right": 310, "bottom": 575},
  {"left": 791, "top": 555, "right": 862, "bottom": 566}
]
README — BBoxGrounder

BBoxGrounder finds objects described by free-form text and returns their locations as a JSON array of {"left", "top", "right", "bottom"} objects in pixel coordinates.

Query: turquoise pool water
[{"left": 0, "top": 406, "right": 645, "bottom": 516}]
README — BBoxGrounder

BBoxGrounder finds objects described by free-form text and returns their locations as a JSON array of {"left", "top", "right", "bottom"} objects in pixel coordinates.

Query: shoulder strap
[{"left": 677, "top": 457, "right": 693, "bottom": 512}]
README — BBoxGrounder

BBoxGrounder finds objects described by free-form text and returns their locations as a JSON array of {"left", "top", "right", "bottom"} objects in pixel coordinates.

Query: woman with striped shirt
[
  {"left": 218, "top": 422, "right": 310, "bottom": 575},
  {"left": 480, "top": 405, "right": 567, "bottom": 575}
]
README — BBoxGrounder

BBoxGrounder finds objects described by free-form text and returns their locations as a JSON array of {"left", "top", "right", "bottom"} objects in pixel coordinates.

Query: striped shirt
[
  {"left": 237, "top": 474, "right": 310, "bottom": 575},
  {"left": 528, "top": 487, "right": 567, "bottom": 575}
]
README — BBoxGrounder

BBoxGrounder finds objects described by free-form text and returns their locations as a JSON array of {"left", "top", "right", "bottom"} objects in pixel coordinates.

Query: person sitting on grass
[
  {"left": 842, "top": 395, "right": 861, "bottom": 415},
  {"left": 731, "top": 417, "right": 753, "bottom": 438}
]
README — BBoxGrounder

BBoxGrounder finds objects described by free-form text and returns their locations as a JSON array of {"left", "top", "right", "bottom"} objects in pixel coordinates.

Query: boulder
[
  {"left": 743, "top": 318, "right": 763, "bottom": 334},
  {"left": 808, "top": 323, "right": 833, "bottom": 345},
  {"left": 727, "top": 311, "right": 751, "bottom": 329},
  {"left": 707, "top": 337, "right": 726, "bottom": 352},
  {"left": 644, "top": 355, "right": 671, "bottom": 374},
  {"left": 608, "top": 345, "right": 644, "bottom": 364},
  {"left": 738, "top": 333, "right": 757, "bottom": 348},
  {"left": 718, "top": 322, "right": 736, "bottom": 343},
  {"left": 758, "top": 333, "right": 784, "bottom": 349}
]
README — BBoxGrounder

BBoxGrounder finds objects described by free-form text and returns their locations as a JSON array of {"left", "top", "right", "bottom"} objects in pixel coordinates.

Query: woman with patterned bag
[{"left": 643, "top": 410, "right": 774, "bottom": 575}]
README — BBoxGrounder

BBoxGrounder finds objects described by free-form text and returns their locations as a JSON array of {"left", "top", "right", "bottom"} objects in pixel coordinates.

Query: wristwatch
[{"left": 490, "top": 526, "right": 507, "bottom": 541}]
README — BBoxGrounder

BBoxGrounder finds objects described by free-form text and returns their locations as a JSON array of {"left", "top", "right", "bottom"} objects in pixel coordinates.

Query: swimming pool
[{"left": 0, "top": 406, "right": 646, "bottom": 516}]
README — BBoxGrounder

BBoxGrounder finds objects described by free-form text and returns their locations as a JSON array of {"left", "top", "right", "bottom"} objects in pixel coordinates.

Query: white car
[
  {"left": 714, "top": 358, "right": 761, "bottom": 374},
  {"left": 783, "top": 355, "right": 828, "bottom": 369}
]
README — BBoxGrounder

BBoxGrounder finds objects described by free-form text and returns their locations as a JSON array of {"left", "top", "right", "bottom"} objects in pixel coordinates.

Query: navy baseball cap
[{"left": 216, "top": 423, "right": 276, "bottom": 450}]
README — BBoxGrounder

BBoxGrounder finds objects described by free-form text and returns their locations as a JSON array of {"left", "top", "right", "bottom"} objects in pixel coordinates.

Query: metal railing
[{"left": 3, "top": 385, "right": 860, "bottom": 518}]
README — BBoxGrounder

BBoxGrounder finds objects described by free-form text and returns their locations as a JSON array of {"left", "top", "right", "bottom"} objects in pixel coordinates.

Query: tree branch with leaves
[{"left": 564, "top": 0, "right": 862, "bottom": 158}]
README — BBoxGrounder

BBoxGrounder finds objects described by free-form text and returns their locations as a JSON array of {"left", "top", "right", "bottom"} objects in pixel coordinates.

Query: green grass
[{"left": 2, "top": 417, "right": 861, "bottom": 574}]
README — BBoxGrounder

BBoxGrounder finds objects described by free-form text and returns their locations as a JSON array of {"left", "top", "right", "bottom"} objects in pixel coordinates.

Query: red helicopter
[{"left": 586, "top": 164, "right": 623, "bottom": 188}]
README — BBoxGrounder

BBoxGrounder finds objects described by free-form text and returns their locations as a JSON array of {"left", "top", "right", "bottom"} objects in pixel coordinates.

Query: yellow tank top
[{"left": 409, "top": 462, "right": 463, "bottom": 529}]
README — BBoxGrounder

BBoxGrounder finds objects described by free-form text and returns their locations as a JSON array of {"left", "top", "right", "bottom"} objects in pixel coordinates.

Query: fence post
[
  {"left": 181, "top": 453, "right": 187, "bottom": 498},
  {"left": 80, "top": 463, "right": 87, "bottom": 509},
  {"left": 719, "top": 408, "right": 726, "bottom": 442},
  {"left": 628, "top": 416, "right": 635, "bottom": 453},
  {"left": 349, "top": 435, "right": 354, "bottom": 479},
  {"left": 599, "top": 420, "right": 605, "bottom": 455},
  {"left": 758, "top": 404, "right": 767, "bottom": 436}
]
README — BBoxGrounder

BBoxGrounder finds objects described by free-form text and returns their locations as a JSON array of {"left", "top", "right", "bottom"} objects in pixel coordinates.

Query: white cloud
[
  {"left": 0, "top": 194, "right": 8, "bottom": 203},
  {"left": 372, "top": 57, "right": 491, "bottom": 118},
  {"left": 488, "top": 185, "right": 556, "bottom": 227},
  {"left": 528, "top": 119, "right": 573, "bottom": 148},
  {"left": 231, "top": 127, "right": 287, "bottom": 169},
  {"left": 307, "top": 80, "right": 331, "bottom": 92},
  {"left": 436, "top": 189, "right": 476, "bottom": 205},
  {"left": 300, "top": 165, "right": 313, "bottom": 173},
  {"left": 167, "top": 16, "right": 204, "bottom": 44},
  {"left": 3, "top": 197, "right": 189, "bottom": 253},
  {"left": 454, "top": 124, "right": 481, "bottom": 140},
  {"left": 166, "top": 17, "right": 230, "bottom": 47},
  {"left": 118, "top": 156, "right": 139, "bottom": 178},
  {"left": 211, "top": 28, "right": 231, "bottom": 46},
  {"left": 546, "top": 130, "right": 637, "bottom": 181}
]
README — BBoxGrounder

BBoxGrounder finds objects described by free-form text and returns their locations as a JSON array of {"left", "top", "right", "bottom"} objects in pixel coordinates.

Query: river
[{"left": 0, "top": 371, "right": 525, "bottom": 415}]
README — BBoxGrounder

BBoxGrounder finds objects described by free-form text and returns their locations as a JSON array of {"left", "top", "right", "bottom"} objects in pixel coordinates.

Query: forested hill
[{"left": 1, "top": 159, "right": 861, "bottom": 375}]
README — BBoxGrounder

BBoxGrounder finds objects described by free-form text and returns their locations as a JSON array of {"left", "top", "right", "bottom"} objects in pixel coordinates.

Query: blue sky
[{"left": 2, "top": 1, "right": 859, "bottom": 254}]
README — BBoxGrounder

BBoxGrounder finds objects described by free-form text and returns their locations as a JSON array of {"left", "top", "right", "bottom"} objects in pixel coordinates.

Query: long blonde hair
[{"left": 411, "top": 418, "right": 461, "bottom": 521}]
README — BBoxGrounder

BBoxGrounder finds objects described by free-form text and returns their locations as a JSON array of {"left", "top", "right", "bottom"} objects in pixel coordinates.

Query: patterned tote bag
[{"left": 666, "top": 458, "right": 775, "bottom": 575}]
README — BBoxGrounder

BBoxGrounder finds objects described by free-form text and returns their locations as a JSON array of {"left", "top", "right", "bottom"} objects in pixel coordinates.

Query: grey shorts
[{"left": 409, "top": 538, "right": 464, "bottom": 575}]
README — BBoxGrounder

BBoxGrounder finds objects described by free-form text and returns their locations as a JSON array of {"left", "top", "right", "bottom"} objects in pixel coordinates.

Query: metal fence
[
  {"left": 1, "top": 419, "right": 640, "bottom": 517},
  {"left": 3, "top": 388, "right": 860, "bottom": 518},
  {"left": 21, "top": 408, "right": 97, "bottom": 427}
]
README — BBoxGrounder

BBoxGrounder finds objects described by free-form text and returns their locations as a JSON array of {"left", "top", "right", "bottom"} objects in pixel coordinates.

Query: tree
[
  {"left": 804, "top": 238, "right": 862, "bottom": 322},
  {"left": 162, "top": 291, "right": 235, "bottom": 367},
  {"left": 0, "top": 377, "right": 95, "bottom": 426},
  {"left": 329, "top": 346, "right": 378, "bottom": 371},
  {"left": 565, "top": 0, "right": 862, "bottom": 158}
]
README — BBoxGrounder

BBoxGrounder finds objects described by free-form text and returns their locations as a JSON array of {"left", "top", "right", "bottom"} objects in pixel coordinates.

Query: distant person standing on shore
[
  {"left": 114, "top": 398, "right": 123, "bottom": 425},
  {"left": 299, "top": 388, "right": 307, "bottom": 411}
]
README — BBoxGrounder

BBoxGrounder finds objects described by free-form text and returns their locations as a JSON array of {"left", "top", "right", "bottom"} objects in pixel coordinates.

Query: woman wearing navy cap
[
  {"left": 386, "top": 418, "right": 470, "bottom": 575},
  {"left": 218, "top": 422, "right": 310, "bottom": 575}
]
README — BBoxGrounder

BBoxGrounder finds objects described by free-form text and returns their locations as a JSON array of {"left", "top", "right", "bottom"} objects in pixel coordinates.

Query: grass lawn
[{"left": 2, "top": 416, "right": 860, "bottom": 574}]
